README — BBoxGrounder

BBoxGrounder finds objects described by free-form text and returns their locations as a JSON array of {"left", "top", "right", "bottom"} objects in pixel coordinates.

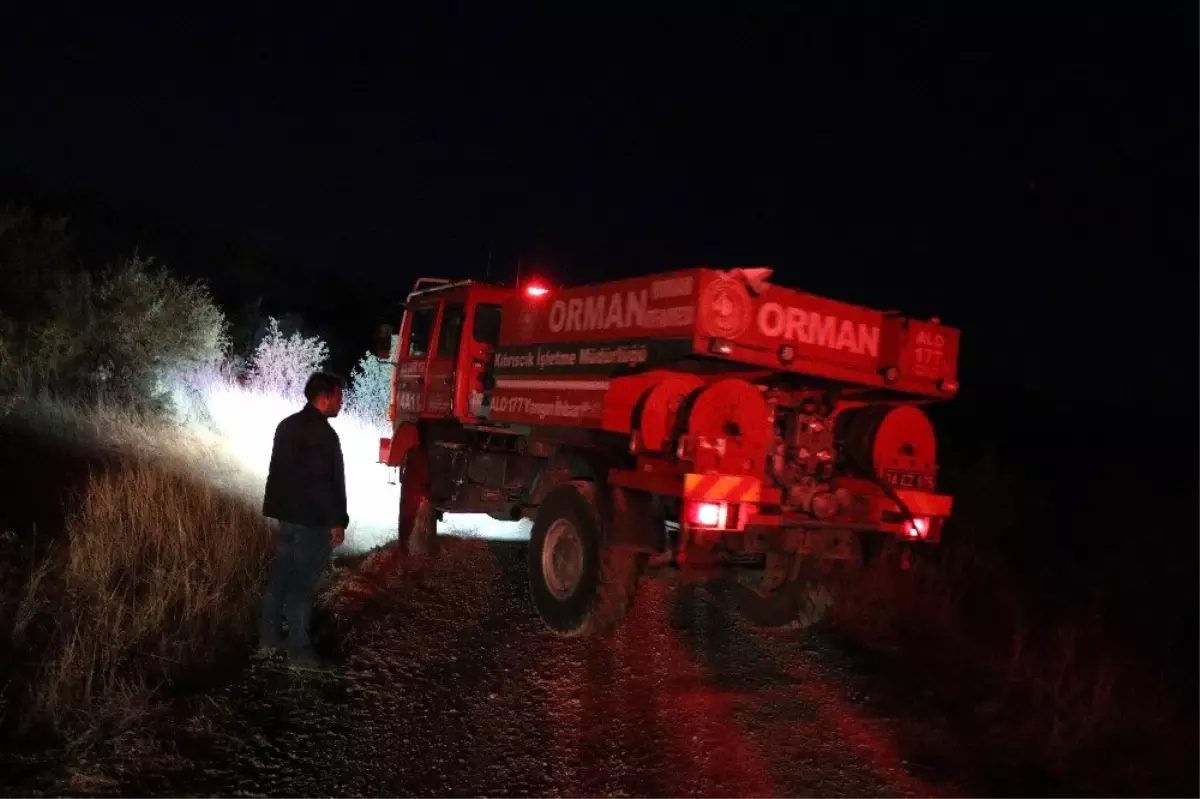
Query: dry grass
[
  {"left": 4, "top": 389, "right": 234, "bottom": 470},
  {"left": 0, "top": 375, "right": 395, "bottom": 750},
  {"left": 830, "top": 550, "right": 1195, "bottom": 793},
  {"left": 13, "top": 462, "right": 270, "bottom": 745},
  {"left": 2, "top": 391, "right": 272, "bottom": 748}
]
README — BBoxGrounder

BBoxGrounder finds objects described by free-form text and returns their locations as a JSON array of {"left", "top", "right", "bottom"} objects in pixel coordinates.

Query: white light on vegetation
[{"left": 194, "top": 380, "right": 530, "bottom": 554}]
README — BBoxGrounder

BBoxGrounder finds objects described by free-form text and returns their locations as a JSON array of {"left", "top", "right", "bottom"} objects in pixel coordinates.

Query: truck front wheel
[
  {"left": 527, "top": 481, "right": 641, "bottom": 637},
  {"left": 398, "top": 450, "right": 438, "bottom": 559}
]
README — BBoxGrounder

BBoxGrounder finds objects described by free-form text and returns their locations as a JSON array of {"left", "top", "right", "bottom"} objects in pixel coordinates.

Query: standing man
[{"left": 258, "top": 371, "right": 349, "bottom": 671}]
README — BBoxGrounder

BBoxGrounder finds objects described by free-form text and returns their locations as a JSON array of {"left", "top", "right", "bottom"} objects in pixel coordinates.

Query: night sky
[{"left": 1, "top": 4, "right": 1194, "bottom": 445}]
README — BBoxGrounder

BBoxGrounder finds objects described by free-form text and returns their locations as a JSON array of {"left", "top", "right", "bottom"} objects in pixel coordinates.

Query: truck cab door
[
  {"left": 465, "top": 302, "right": 503, "bottom": 419},
  {"left": 424, "top": 301, "right": 465, "bottom": 416},
  {"left": 394, "top": 302, "right": 438, "bottom": 417}
]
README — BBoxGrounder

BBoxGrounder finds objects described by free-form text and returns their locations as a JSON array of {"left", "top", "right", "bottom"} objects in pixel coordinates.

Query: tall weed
[{"left": 14, "top": 463, "right": 270, "bottom": 744}]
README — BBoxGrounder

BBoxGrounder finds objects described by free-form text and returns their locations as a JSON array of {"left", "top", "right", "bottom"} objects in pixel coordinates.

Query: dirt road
[{"left": 21, "top": 536, "right": 985, "bottom": 798}]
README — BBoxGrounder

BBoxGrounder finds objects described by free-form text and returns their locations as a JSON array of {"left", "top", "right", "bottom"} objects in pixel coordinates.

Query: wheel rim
[{"left": 542, "top": 518, "right": 585, "bottom": 600}]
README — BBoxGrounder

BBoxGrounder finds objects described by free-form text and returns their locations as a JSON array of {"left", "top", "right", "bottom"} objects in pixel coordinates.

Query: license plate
[{"left": 883, "top": 470, "right": 936, "bottom": 491}]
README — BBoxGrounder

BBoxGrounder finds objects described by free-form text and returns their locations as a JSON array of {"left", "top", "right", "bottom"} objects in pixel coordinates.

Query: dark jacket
[{"left": 262, "top": 403, "right": 349, "bottom": 529}]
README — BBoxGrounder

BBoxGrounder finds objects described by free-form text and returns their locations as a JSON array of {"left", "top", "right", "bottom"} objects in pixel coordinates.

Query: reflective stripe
[
  {"left": 493, "top": 378, "right": 611, "bottom": 391},
  {"left": 683, "top": 473, "right": 762, "bottom": 503}
]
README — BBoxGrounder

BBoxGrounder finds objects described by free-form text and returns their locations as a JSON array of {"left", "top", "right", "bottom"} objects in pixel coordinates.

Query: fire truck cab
[{"left": 383, "top": 278, "right": 510, "bottom": 424}]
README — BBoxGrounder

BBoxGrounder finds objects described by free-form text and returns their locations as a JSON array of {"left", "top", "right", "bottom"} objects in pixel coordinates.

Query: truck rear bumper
[{"left": 609, "top": 465, "right": 953, "bottom": 543}]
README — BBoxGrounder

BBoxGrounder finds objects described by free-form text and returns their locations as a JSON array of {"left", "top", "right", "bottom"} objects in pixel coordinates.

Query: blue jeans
[{"left": 258, "top": 521, "right": 332, "bottom": 656}]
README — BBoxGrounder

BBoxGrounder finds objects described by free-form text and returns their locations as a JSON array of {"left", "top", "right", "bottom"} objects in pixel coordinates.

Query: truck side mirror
[{"left": 373, "top": 324, "right": 394, "bottom": 361}]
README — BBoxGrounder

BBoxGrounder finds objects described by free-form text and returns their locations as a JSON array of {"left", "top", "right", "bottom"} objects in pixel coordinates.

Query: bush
[
  {"left": 14, "top": 460, "right": 270, "bottom": 743},
  {"left": 344, "top": 349, "right": 393, "bottom": 426},
  {"left": 827, "top": 451, "right": 1197, "bottom": 795},
  {"left": 90, "top": 253, "right": 230, "bottom": 409},
  {"left": 0, "top": 207, "right": 230, "bottom": 413},
  {"left": 243, "top": 317, "right": 329, "bottom": 398},
  {"left": 0, "top": 206, "right": 73, "bottom": 392}
]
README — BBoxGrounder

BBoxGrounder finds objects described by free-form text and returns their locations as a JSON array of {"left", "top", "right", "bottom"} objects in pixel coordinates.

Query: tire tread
[{"left": 529, "top": 480, "right": 641, "bottom": 637}]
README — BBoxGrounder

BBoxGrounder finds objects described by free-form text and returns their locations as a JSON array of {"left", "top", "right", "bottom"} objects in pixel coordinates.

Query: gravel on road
[{"left": 16, "top": 537, "right": 971, "bottom": 798}]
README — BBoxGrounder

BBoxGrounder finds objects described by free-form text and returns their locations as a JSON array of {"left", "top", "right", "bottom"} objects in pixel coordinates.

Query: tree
[
  {"left": 0, "top": 205, "right": 230, "bottom": 412},
  {"left": 243, "top": 317, "right": 329, "bottom": 398},
  {"left": 88, "top": 252, "right": 230, "bottom": 407},
  {"left": 344, "top": 345, "right": 394, "bottom": 425}
]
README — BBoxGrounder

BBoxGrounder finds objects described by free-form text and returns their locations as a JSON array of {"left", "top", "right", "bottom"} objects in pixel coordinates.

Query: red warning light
[{"left": 525, "top": 283, "right": 549, "bottom": 297}]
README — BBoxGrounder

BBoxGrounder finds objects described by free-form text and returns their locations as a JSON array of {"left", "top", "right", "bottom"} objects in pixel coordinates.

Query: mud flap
[{"left": 600, "top": 485, "right": 664, "bottom": 553}]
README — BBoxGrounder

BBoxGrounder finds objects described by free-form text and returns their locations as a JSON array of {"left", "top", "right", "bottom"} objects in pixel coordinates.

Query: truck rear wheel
[{"left": 527, "top": 481, "right": 641, "bottom": 637}]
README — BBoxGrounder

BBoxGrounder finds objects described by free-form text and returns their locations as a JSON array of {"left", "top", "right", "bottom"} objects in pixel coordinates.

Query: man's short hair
[{"left": 304, "top": 371, "right": 344, "bottom": 403}]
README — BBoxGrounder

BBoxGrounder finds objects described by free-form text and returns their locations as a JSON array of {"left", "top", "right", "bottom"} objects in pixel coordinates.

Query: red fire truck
[{"left": 375, "top": 267, "right": 960, "bottom": 636}]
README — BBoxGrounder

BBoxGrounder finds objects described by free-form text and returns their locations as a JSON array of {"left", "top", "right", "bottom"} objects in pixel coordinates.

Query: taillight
[
  {"left": 686, "top": 501, "right": 727, "bottom": 528},
  {"left": 905, "top": 516, "right": 931, "bottom": 539}
]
